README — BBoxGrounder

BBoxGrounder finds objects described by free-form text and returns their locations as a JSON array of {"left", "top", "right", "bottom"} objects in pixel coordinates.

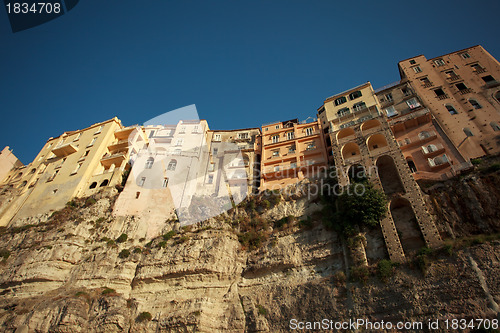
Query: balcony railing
[
  {"left": 436, "top": 94, "right": 449, "bottom": 100},
  {"left": 483, "top": 80, "right": 500, "bottom": 89},
  {"left": 474, "top": 68, "right": 486, "bottom": 74},
  {"left": 398, "top": 131, "right": 437, "bottom": 149},
  {"left": 458, "top": 88, "right": 473, "bottom": 95},
  {"left": 422, "top": 82, "right": 434, "bottom": 88},
  {"left": 446, "top": 75, "right": 461, "bottom": 82},
  {"left": 421, "top": 143, "right": 445, "bottom": 156},
  {"left": 389, "top": 108, "right": 430, "bottom": 125}
]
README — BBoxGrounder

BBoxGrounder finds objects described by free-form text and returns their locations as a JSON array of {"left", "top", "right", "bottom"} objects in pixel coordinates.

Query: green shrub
[
  {"left": 487, "top": 163, "right": 500, "bottom": 172},
  {"left": 350, "top": 266, "right": 370, "bottom": 283},
  {"left": 137, "top": 311, "right": 152, "bottom": 322},
  {"left": 415, "top": 255, "right": 429, "bottom": 274},
  {"left": 177, "top": 235, "right": 189, "bottom": 244},
  {"left": 118, "top": 249, "right": 130, "bottom": 259},
  {"left": 377, "top": 260, "right": 395, "bottom": 281},
  {"left": 163, "top": 230, "right": 176, "bottom": 241},
  {"left": 471, "top": 158, "right": 482, "bottom": 165},
  {"left": 417, "top": 247, "right": 434, "bottom": 256},
  {"left": 116, "top": 233, "right": 128, "bottom": 243},
  {"left": 75, "top": 291, "right": 88, "bottom": 297},
  {"left": 261, "top": 200, "right": 271, "bottom": 209},
  {"left": 238, "top": 231, "right": 267, "bottom": 251},
  {"left": 107, "top": 239, "right": 116, "bottom": 247},
  {"left": 443, "top": 244, "right": 453, "bottom": 256},
  {"left": 333, "top": 271, "right": 347, "bottom": 286},
  {"left": 102, "top": 288, "right": 116, "bottom": 295},
  {"left": 0, "top": 249, "right": 11, "bottom": 260},
  {"left": 133, "top": 247, "right": 142, "bottom": 254},
  {"left": 66, "top": 200, "right": 78, "bottom": 208},
  {"left": 158, "top": 241, "right": 167, "bottom": 248},
  {"left": 256, "top": 304, "right": 267, "bottom": 316},
  {"left": 85, "top": 198, "right": 97, "bottom": 207}
]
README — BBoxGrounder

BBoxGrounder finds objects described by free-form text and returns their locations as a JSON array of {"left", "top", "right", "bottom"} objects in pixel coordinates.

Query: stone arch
[
  {"left": 390, "top": 198, "right": 425, "bottom": 254},
  {"left": 341, "top": 142, "right": 361, "bottom": 161},
  {"left": 376, "top": 155, "right": 405, "bottom": 194},
  {"left": 336, "top": 128, "right": 355, "bottom": 141},
  {"left": 366, "top": 133, "right": 388, "bottom": 151},
  {"left": 100, "top": 179, "right": 109, "bottom": 187},
  {"left": 360, "top": 119, "right": 382, "bottom": 133},
  {"left": 347, "top": 164, "right": 366, "bottom": 183},
  {"left": 242, "top": 153, "right": 250, "bottom": 166},
  {"left": 89, "top": 182, "right": 97, "bottom": 189}
]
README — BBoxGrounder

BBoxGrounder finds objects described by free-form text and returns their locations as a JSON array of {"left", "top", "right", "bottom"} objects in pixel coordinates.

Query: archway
[
  {"left": 376, "top": 155, "right": 405, "bottom": 194},
  {"left": 336, "top": 128, "right": 355, "bottom": 141},
  {"left": 100, "top": 179, "right": 109, "bottom": 187},
  {"left": 347, "top": 164, "right": 366, "bottom": 183},
  {"left": 390, "top": 198, "right": 425, "bottom": 255},
  {"left": 89, "top": 182, "right": 97, "bottom": 189},
  {"left": 360, "top": 119, "right": 382, "bottom": 134},
  {"left": 366, "top": 134, "right": 388, "bottom": 151},
  {"left": 341, "top": 142, "right": 361, "bottom": 161}
]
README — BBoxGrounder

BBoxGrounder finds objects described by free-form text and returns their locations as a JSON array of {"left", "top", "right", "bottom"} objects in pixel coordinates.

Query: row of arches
[
  {"left": 89, "top": 179, "right": 109, "bottom": 189},
  {"left": 341, "top": 133, "right": 389, "bottom": 161},
  {"left": 345, "top": 156, "right": 405, "bottom": 194},
  {"left": 336, "top": 119, "right": 382, "bottom": 142}
]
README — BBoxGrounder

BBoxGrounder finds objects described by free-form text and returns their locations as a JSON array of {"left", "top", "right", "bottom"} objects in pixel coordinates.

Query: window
[
  {"left": 71, "top": 163, "right": 82, "bottom": 175},
  {"left": 413, "top": 66, "right": 422, "bottom": 73},
  {"left": 305, "top": 127, "right": 314, "bottom": 136},
  {"left": 274, "top": 166, "right": 280, "bottom": 172},
  {"left": 213, "top": 147, "right": 218, "bottom": 155},
  {"left": 481, "top": 75, "right": 496, "bottom": 83},
  {"left": 167, "top": 160, "right": 177, "bottom": 171},
  {"left": 73, "top": 133, "right": 82, "bottom": 141},
  {"left": 433, "top": 88, "right": 446, "bottom": 97},
  {"left": 286, "top": 131, "right": 294, "bottom": 140},
  {"left": 434, "top": 59, "right": 446, "bottom": 67},
  {"left": 445, "top": 70, "right": 457, "bottom": 78},
  {"left": 446, "top": 105, "right": 458, "bottom": 115},
  {"left": 208, "top": 163, "right": 215, "bottom": 172},
  {"left": 174, "top": 149, "right": 181, "bottom": 155},
  {"left": 460, "top": 52, "right": 471, "bottom": 59},
  {"left": 272, "top": 150, "right": 280, "bottom": 157},
  {"left": 100, "top": 179, "right": 109, "bottom": 187},
  {"left": 307, "top": 142, "right": 316, "bottom": 150},
  {"left": 337, "top": 107, "right": 350, "bottom": 117},
  {"left": 213, "top": 134, "right": 221, "bottom": 141},
  {"left": 138, "top": 177, "right": 146, "bottom": 186},
  {"left": 288, "top": 145, "right": 296, "bottom": 153},
  {"left": 179, "top": 126, "right": 186, "bottom": 133},
  {"left": 409, "top": 60, "right": 416, "bottom": 65},
  {"left": 47, "top": 170, "right": 59, "bottom": 182},
  {"left": 275, "top": 125, "right": 280, "bottom": 129},
  {"left": 463, "top": 128, "right": 473, "bottom": 137},
  {"left": 385, "top": 93, "right": 393, "bottom": 102},
  {"left": 207, "top": 175, "right": 214, "bottom": 184},
  {"left": 352, "top": 102, "right": 366, "bottom": 111},
  {"left": 470, "top": 63, "right": 483, "bottom": 72},
  {"left": 425, "top": 144, "right": 438, "bottom": 153},
  {"left": 431, "top": 155, "right": 449, "bottom": 166},
  {"left": 162, "top": 178, "right": 169, "bottom": 187},
  {"left": 418, "top": 131, "right": 431, "bottom": 140},
  {"left": 87, "top": 137, "right": 97, "bottom": 147},
  {"left": 175, "top": 138, "right": 183, "bottom": 146},
  {"left": 238, "top": 132, "right": 249, "bottom": 139},
  {"left": 406, "top": 98, "right": 421, "bottom": 109},
  {"left": 290, "top": 162, "right": 297, "bottom": 169},
  {"left": 420, "top": 77, "right": 432, "bottom": 85},
  {"left": 349, "top": 90, "right": 362, "bottom": 100},
  {"left": 94, "top": 126, "right": 103, "bottom": 134},
  {"left": 385, "top": 106, "right": 398, "bottom": 117},
  {"left": 148, "top": 130, "right": 156, "bottom": 138},
  {"left": 490, "top": 122, "right": 500, "bottom": 131},
  {"left": 469, "top": 99, "right": 482, "bottom": 109},
  {"left": 455, "top": 82, "right": 468, "bottom": 91},
  {"left": 84, "top": 150, "right": 90, "bottom": 157},
  {"left": 272, "top": 135, "right": 279, "bottom": 143},
  {"left": 30, "top": 168, "right": 36, "bottom": 174},
  {"left": 335, "top": 96, "right": 347, "bottom": 106},
  {"left": 192, "top": 125, "right": 199, "bottom": 133},
  {"left": 145, "top": 157, "right": 154, "bottom": 169},
  {"left": 407, "top": 158, "right": 417, "bottom": 173},
  {"left": 89, "top": 182, "right": 97, "bottom": 189},
  {"left": 401, "top": 87, "right": 411, "bottom": 96},
  {"left": 496, "top": 91, "right": 500, "bottom": 103}
]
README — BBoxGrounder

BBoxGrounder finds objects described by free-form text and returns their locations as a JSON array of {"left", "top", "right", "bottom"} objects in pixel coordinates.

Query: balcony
[
  {"left": 422, "top": 82, "right": 434, "bottom": 88},
  {"left": 458, "top": 88, "right": 473, "bottom": 95},
  {"left": 101, "top": 152, "right": 127, "bottom": 167},
  {"left": 428, "top": 154, "right": 451, "bottom": 169},
  {"left": 389, "top": 108, "right": 430, "bottom": 126},
  {"left": 398, "top": 131, "right": 437, "bottom": 149},
  {"left": 107, "top": 139, "right": 129, "bottom": 152},
  {"left": 436, "top": 94, "right": 449, "bottom": 100},
  {"left": 114, "top": 126, "right": 136, "bottom": 140},
  {"left": 483, "top": 80, "right": 500, "bottom": 89},
  {"left": 474, "top": 67, "right": 486, "bottom": 74},
  {"left": 446, "top": 75, "right": 461, "bottom": 82},
  {"left": 52, "top": 143, "right": 78, "bottom": 157},
  {"left": 421, "top": 143, "right": 445, "bottom": 157}
]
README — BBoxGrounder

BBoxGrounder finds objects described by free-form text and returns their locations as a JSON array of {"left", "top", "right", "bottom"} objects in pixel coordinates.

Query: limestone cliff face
[{"left": 0, "top": 171, "right": 499, "bottom": 332}]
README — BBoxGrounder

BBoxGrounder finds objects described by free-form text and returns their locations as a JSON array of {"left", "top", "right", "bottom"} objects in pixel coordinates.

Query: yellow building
[
  {"left": 260, "top": 118, "right": 328, "bottom": 191},
  {"left": 0, "top": 117, "right": 143, "bottom": 227},
  {"left": 0, "top": 147, "right": 23, "bottom": 184},
  {"left": 318, "top": 82, "right": 442, "bottom": 263}
]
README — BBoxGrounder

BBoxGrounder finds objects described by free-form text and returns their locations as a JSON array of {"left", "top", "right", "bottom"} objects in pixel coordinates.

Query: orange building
[
  {"left": 259, "top": 118, "right": 328, "bottom": 191},
  {"left": 374, "top": 80, "right": 467, "bottom": 181},
  {"left": 398, "top": 45, "right": 500, "bottom": 160}
]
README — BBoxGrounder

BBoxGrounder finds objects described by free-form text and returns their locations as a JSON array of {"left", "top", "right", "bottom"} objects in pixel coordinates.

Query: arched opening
[
  {"left": 445, "top": 104, "right": 458, "bottom": 115},
  {"left": 100, "top": 179, "right": 109, "bottom": 187},
  {"left": 336, "top": 128, "right": 355, "bottom": 141},
  {"left": 242, "top": 154, "right": 250, "bottom": 166},
  {"left": 418, "top": 131, "right": 431, "bottom": 140},
  {"left": 19, "top": 181, "right": 27, "bottom": 188},
  {"left": 360, "top": 119, "right": 382, "bottom": 133},
  {"left": 341, "top": 142, "right": 361, "bottom": 161},
  {"left": 15, "top": 172, "right": 23, "bottom": 179},
  {"left": 463, "top": 128, "right": 473, "bottom": 137},
  {"left": 469, "top": 99, "right": 482, "bottom": 109},
  {"left": 406, "top": 158, "right": 417, "bottom": 173},
  {"left": 145, "top": 157, "right": 154, "bottom": 169},
  {"left": 89, "top": 182, "right": 97, "bottom": 189},
  {"left": 347, "top": 164, "right": 366, "bottom": 183},
  {"left": 30, "top": 168, "right": 36, "bottom": 174},
  {"left": 167, "top": 159, "right": 177, "bottom": 171},
  {"left": 490, "top": 122, "right": 500, "bottom": 132},
  {"left": 366, "top": 134, "right": 388, "bottom": 151},
  {"left": 390, "top": 198, "right": 425, "bottom": 255},
  {"left": 376, "top": 155, "right": 405, "bottom": 194}
]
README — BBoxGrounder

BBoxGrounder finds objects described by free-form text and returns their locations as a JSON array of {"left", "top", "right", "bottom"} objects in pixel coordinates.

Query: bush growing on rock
[
  {"left": 0, "top": 248, "right": 10, "bottom": 260},
  {"left": 116, "top": 233, "right": 128, "bottom": 243},
  {"left": 137, "top": 311, "right": 152, "bottom": 322},
  {"left": 118, "top": 249, "right": 130, "bottom": 258}
]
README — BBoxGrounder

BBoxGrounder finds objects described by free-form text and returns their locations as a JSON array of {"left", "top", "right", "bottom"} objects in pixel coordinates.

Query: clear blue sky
[{"left": 1, "top": 0, "right": 499, "bottom": 163}]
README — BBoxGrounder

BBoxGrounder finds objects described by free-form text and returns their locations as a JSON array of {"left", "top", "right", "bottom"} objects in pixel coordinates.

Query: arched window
[
  {"left": 406, "top": 158, "right": 417, "bottom": 173},
  {"left": 89, "top": 182, "right": 97, "bottom": 189},
  {"left": 469, "top": 99, "right": 482, "bottom": 109},
  {"left": 167, "top": 159, "right": 177, "bottom": 171},
  {"left": 30, "top": 168, "right": 36, "bottom": 174},
  {"left": 19, "top": 181, "right": 27, "bottom": 188},
  {"left": 100, "top": 179, "right": 109, "bottom": 187},
  {"left": 145, "top": 157, "right": 154, "bottom": 169},
  {"left": 463, "top": 128, "right": 474, "bottom": 137},
  {"left": 446, "top": 105, "right": 458, "bottom": 115},
  {"left": 427, "top": 144, "right": 437, "bottom": 153},
  {"left": 418, "top": 131, "right": 431, "bottom": 140},
  {"left": 490, "top": 122, "right": 500, "bottom": 132}
]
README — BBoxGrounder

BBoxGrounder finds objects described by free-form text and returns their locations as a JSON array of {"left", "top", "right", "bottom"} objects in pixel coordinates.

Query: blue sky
[{"left": 1, "top": 0, "right": 499, "bottom": 163}]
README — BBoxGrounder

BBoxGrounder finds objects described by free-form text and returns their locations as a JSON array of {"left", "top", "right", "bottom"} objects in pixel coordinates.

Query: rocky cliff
[{"left": 0, "top": 166, "right": 499, "bottom": 332}]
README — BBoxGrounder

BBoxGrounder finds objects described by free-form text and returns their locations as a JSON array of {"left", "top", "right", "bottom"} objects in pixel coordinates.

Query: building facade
[
  {"left": 0, "top": 147, "right": 23, "bottom": 184},
  {"left": 374, "top": 80, "right": 467, "bottom": 180},
  {"left": 398, "top": 45, "right": 500, "bottom": 160},
  {"left": 0, "top": 118, "right": 140, "bottom": 226},
  {"left": 259, "top": 118, "right": 328, "bottom": 191},
  {"left": 318, "top": 82, "right": 442, "bottom": 262}
]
